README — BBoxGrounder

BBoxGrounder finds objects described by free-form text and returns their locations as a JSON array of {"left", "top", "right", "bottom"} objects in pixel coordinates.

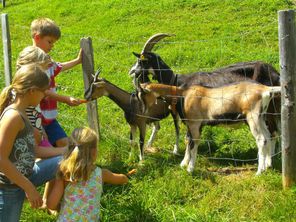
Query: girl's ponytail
[
  {"left": 0, "top": 85, "right": 14, "bottom": 115},
  {"left": 57, "top": 127, "right": 98, "bottom": 182}
]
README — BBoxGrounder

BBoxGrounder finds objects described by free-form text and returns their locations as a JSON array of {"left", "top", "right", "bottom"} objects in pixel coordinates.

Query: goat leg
[
  {"left": 138, "top": 125, "right": 146, "bottom": 161},
  {"left": 172, "top": 113, "right": 180, "bottom": 155},
  {"left": 146, "top": 122, "right": 160, "bottom": 148},
  {"left": 128, "top": 125, "right": 137, "bottom": 161},
  {"left": 180, "top": 129, "right": 193, "bottom": 168}
]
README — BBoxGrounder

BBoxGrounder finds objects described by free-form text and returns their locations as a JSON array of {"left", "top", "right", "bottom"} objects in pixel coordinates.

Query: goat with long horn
[{"left": 129, "top": 33, "right": 280, "bottom": 158}]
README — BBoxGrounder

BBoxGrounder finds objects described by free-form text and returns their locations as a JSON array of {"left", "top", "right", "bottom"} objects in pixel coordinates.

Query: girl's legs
[
  {"left": 0, "top": 187, "right": 25, "bottom": 222},
  {"left": 30, "top": 155, "right": 61, "bottom": 187},
  {"left": 43, "top": 120, "right": 68, "bottom": 147}
]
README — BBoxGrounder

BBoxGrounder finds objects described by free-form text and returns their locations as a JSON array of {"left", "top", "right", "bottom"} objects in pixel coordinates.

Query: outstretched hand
[
  {"left": 66, "top": 96, "right": 81, "bottom": 106},
  {"left": 126, "top": 169, "right": 137, "bottom": 177}
]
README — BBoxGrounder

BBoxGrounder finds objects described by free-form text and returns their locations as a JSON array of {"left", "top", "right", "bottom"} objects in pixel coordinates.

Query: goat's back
[
  {"left": 178, "top": 61, "right": 280, "bottom": 88},
  {"left": 183, "top": 82, "right": 270, "bottom": 119}
]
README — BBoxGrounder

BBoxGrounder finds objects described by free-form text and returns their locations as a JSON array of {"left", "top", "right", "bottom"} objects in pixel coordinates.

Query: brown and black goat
[
  {"left": 141, "top": 82, "right": 281, "bottom": 175},
  {"left": 84, "top": 72, "right": 179, "bottom": 161},
  {"left": 129, "top": 33, "right": 281, "bottom": 154}
]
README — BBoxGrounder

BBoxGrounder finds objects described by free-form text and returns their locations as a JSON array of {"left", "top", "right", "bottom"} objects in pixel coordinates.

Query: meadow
[{"left": 1, "top": 0, "right": 296, "bottom": 221}]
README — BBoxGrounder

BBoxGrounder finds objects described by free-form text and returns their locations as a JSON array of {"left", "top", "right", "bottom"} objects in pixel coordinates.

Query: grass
[{"left": 1, "top": 0, "right": 296, "bottom": 221}]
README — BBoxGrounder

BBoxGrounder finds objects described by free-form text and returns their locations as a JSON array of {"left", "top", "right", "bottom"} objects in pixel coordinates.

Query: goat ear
[{"left": 132, "top": 52, "right": 141, "bottom": 58}]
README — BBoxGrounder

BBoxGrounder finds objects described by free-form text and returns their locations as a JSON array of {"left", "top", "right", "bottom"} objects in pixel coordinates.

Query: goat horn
[
  {"left": 141, "top": 33, "right": 175, "bottom": 53},
  {"left": 94, "top": 67, "right": 101, "bottom": 81}
]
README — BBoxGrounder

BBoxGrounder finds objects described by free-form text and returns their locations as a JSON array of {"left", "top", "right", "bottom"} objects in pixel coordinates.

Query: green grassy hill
[{"left": 1, "top": 0, "right": 296, "bottom": 221}]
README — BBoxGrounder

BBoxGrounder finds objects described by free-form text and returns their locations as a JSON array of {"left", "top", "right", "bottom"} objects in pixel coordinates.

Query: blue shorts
[
  {"left": 0, "top": 156, "right": 62, "bottom": 222},
  {"left": 43, "top": 119, "right": 67, "bottom": 146}
]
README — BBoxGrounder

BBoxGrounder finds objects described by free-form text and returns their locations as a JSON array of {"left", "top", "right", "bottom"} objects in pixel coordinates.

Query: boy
[{"left": 31, "top": 18, "right": 83, "bottom": 147}]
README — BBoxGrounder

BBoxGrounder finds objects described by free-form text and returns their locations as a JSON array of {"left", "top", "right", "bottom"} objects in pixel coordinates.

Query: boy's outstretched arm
[
  {"left": 60, "top": 48, "right": 82, "bottom": 72},
  {"left": 45, "top": 90, "right": 83, "bottom": 106}
]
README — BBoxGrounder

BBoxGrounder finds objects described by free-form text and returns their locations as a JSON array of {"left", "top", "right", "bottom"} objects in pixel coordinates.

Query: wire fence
[{"left": 1, "top": 15, "right": 282, "bottom": 167}]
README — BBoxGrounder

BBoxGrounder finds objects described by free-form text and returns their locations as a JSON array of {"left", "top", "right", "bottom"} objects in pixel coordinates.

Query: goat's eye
[{"left": 140, "top": 54, "right": 145, "bottom": 60}]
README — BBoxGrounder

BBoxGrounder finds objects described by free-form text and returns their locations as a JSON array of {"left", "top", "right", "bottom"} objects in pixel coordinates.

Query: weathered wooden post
[
  {"left": 80, "top": 37, "right": 100, "bottom": 136},
  {"left": 278, "top": 10, "right": 296, "bottom": 189},
  {"left": 1, "top": 13, "right": 12, "bottom": 86}
]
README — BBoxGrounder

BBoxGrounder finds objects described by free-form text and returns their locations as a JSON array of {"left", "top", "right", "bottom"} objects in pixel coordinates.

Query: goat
[
  {"left": 84, "top": 71, "right": 179, "bottom": 161},
  {"left": 129, "top": 33, "right": 280, "bottom": 153},
  {"left": 129, "top": 33, "right": 280, "bottom": 88},
  {"left": 141, "top": 82, "right": 281, "bottom": 175}
]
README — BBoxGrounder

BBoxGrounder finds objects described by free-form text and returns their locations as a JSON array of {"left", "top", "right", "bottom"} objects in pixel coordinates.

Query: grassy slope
[{"left": 1, "top": 0, "right": 296, "bottom": 221}]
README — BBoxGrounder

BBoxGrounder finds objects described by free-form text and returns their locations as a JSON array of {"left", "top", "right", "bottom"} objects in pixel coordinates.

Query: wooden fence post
[
  {"left": 278, "top": 10, "right": 296, "bottom": 189},
  {"left": 80, "top": 37, "right": 100, "bottom": 136},
  {"left": 1, "top": 13, "right": 12, "bottom": 86}
]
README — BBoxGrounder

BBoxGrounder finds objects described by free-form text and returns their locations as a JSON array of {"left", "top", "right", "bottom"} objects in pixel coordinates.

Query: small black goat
[
  {"left": 84, "top": 70, "right": 179, "bottom": 161},
  {"left": 129, "top": 33, "right": 281, "bottom": 155}
]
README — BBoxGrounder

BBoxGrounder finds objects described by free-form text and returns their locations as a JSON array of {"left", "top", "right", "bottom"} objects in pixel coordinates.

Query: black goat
[{"left": 84, "top": 71, "right": 179, "bottom": 161}]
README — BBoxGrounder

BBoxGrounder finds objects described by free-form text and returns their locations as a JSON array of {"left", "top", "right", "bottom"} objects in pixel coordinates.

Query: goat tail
[{"left": 261, "top": 86, "right": 281, "bottom": 113}]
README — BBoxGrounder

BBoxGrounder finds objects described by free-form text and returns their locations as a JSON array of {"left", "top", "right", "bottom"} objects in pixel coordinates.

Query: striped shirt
[
  {"left": 25, "top": 105, "right": 43, "bottom": 133},
  {"left": 40, "top": 61, "right": 62, "bottom": 125}
]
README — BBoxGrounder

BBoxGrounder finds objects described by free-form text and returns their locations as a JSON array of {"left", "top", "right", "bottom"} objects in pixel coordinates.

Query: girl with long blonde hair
[
  {"left": 47, "top": 127, "right": 136, "bottom": 221},
  {"left": 0, "top": 64, "right": 62, "bottom": 221}
]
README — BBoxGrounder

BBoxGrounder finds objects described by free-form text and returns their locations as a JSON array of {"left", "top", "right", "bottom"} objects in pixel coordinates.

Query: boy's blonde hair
[
  {"left": 0, "top": 64, "right": 49, "bottom": 114},
  {"left": 30, "top": 18, "right": 61, "bottom": 39},
  {"left": 16, "top": 46, "right": 51, "bottom": 70},
  {"left": 58, "top": 127, "right": 98, "bottom": 182}
]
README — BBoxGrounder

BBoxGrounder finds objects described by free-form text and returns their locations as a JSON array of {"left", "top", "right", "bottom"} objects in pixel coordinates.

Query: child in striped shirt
[{"left": 30, "top": 18, "right": 84, "bottom": 147}]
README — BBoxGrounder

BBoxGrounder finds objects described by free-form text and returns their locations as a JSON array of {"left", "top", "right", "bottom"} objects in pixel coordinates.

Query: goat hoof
[
  {"left": 187, "top": 165, "right": 194, "bottom": 173},
  {"left": 138, "top": 160, "right": 145, "bottom": 166},
  {"left": 255, "top": 169, "right": 263, "bottom": 176},
  {"left": 173, "top": 145, "right": 179, "bottom": 155},
  {"left": 180, "top": 161, "right": 187, "bottom": 168}
]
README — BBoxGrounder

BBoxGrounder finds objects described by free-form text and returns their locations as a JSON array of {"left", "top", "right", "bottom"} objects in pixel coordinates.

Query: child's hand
[
  {"left": 25, "top": 185, "right": 43, "bottom": 209},
  {"left": 66, "top": 97, "right": 83, "bottom": 106},
  {"left": 127, "top": 169, "right": 137, "bottom": 177}
]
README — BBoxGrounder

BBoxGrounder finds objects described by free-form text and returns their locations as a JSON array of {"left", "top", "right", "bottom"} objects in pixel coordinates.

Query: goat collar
[{"left": 170, "top": 86, "right": 178, "bottom": 114}]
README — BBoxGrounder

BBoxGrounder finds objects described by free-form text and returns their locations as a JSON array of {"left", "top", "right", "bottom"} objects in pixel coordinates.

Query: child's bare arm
[
  {"left": 46, "top": 179, "right": 65, "bottom": 210},
  {"left": 34, "top": 145, "right": 67, "bottom": 158},
  {"left": 102, "top": 169, "right": 129, "bottom": 185},
  {"left": 45, "top": 90, "right": 82, "bottom": 106},
  {"left": 60, "top": 49, "right": 82, "bottom": 72}
]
